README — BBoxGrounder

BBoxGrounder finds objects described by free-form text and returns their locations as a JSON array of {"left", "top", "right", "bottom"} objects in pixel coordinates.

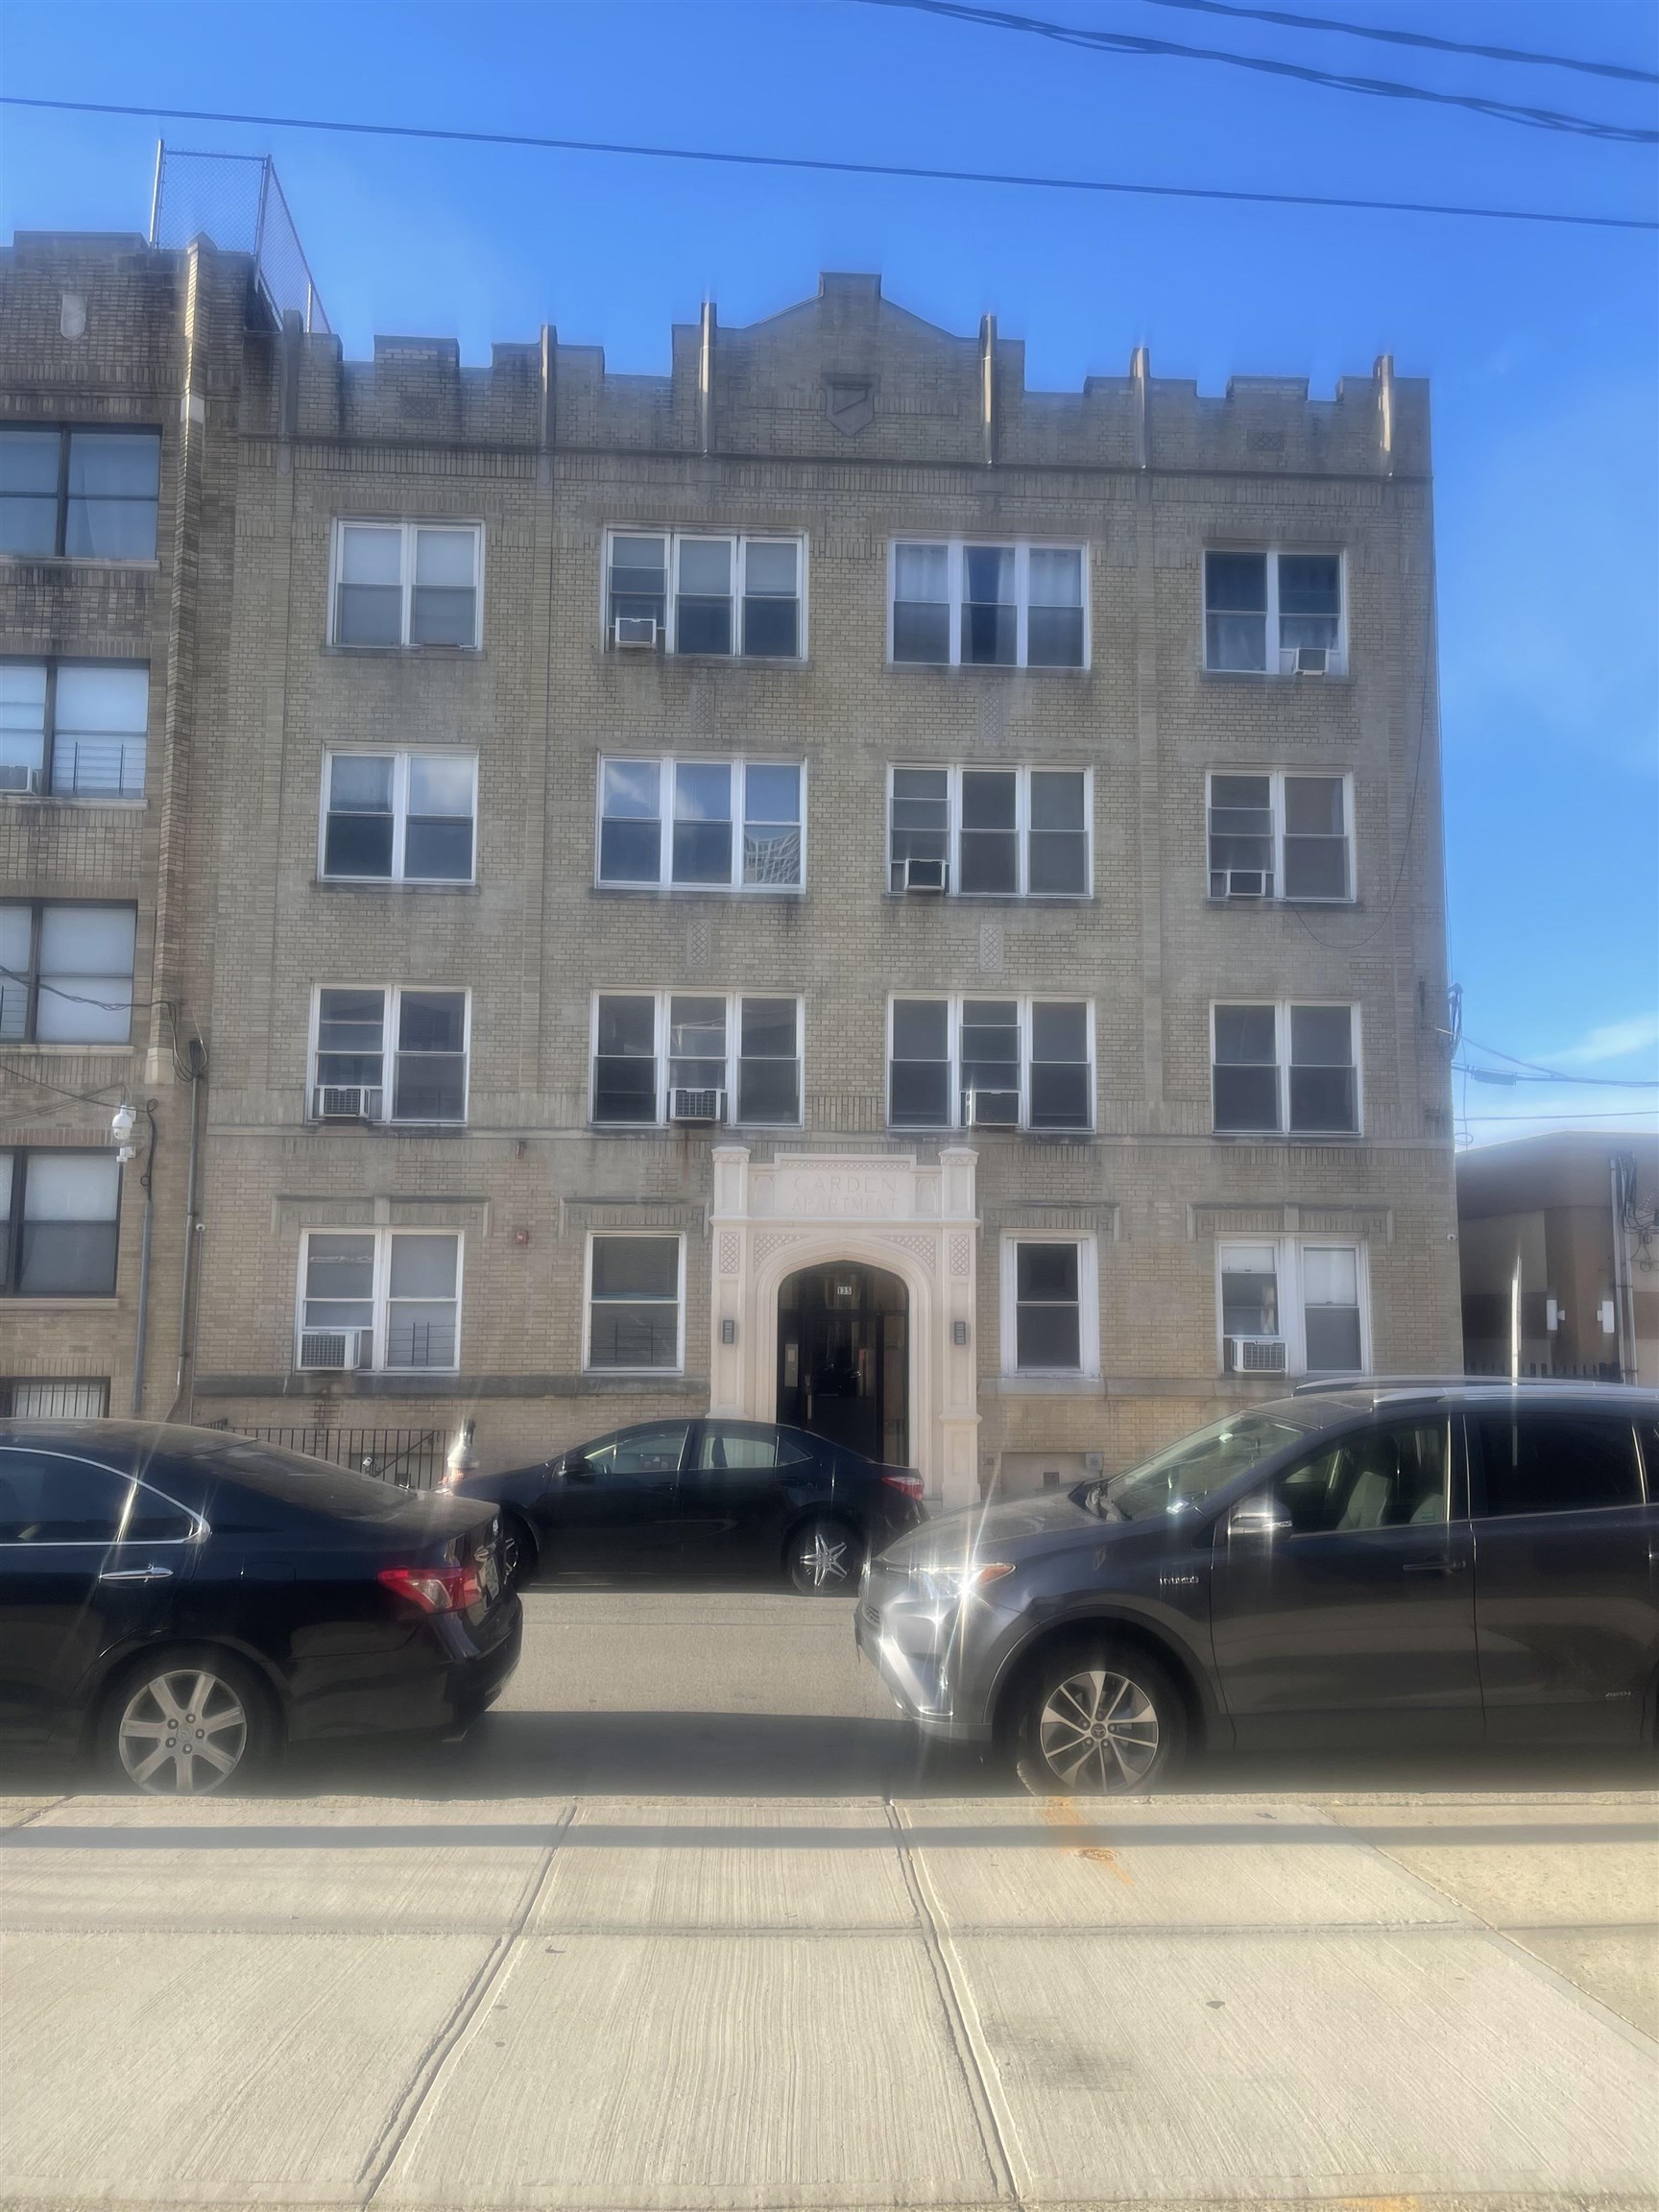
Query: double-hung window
[
  {"left": 1001, "top": 1238, "right": 1099, "bottom": 1378},
  {"left": 604, "top": 530, "right": 804, "bottom": 658},
  {"left": 889, "top": 997, "right": 1094, "bottom": 1132},
  {"left": 310, "top": 987, "right": 469, "bottom": 1123},
  {"left": 890, "top": 541, "right": 1086, "bottom": 669},
  {"left": 0, "top": 427, "right": 160, "bottom": 560},
  {"left": 585, "top": 1235, "right": 685, "bottom": 1372},
  {"left": 298, "top": 1229, "right": 462, "bottom": 1372},
  {"left": 1207, "top": 771, "right": 1353, "bottom": 902},
  {"left": 597, "top": 759, "right": 804, "bottom": 891},
  {"left": 0, "top": 902, "right": 136, "bottom": 1046},
  {"left": 1204, "top": 550, "right": 1344, "bottom": 675},
  {"left": 331, "top": 521, "right": 481, "bottom": 648},
  {"left": 321, "top": 753, "right": 477, "bottom": 882},
  {"left": 1, "top": 1150, "right": 121, "bottom": 1297},
  {"left": 1212, "top": 1003, "right": 1359, "bottom": 1136},
  {"left": 591, "top": 993, "right": 803, "bottom": 1126},
  {"left": 1218, "top": 1238, "right": 1365, "bottom": 1376},
  {"left": 888, "top": 766, "right": 1089, "bottom": 896},
  {"left": 0, "top": 662, "right": 149, "bottom": 799}
]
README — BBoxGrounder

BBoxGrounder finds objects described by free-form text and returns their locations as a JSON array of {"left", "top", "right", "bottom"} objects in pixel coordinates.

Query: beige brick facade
[{"left": 2, "top": 239, "right": 1460, "bottom": 1500}]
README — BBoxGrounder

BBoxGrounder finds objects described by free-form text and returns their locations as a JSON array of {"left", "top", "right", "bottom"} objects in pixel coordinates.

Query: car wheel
[
  {"left": 499, "top": 1510, "right": 539, "bottom": 1585},
  {"left": 101, "top": 1648, "right": 273, "bottom": 1796},
  {"left": 786, "top": 1515, "right": 863, "bottom": 1596},
  {"left": 1015, "top": 1643, "right": 1185, "bottom": 1797}
]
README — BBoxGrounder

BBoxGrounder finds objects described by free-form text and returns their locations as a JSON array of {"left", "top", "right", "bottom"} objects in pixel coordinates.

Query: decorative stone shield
[{"left": 823, "top": 375, "right": 876, "bottom": 436}]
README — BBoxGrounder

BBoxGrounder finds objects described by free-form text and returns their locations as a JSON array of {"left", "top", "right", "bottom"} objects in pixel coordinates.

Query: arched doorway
[{"left": 776, "top": 1262, "right": 908, "bottom": 1466}]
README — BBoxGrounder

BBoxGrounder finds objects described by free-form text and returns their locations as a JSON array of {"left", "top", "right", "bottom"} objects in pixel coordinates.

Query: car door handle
[
  {"left": 1402, "top": 1557, "right": 1466, "bottom": 1575},
  {"left": 98, "top": 1566, "right": 174, "bottom": 1583}
]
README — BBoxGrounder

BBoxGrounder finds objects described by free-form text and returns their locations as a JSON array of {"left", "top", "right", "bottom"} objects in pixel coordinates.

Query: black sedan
[
  {"left": 445, "top": 1417, "right": 926, "bottom": 1593},
  {"left": 0, "top": 1420, "right": 520, "bottom": 1793}
]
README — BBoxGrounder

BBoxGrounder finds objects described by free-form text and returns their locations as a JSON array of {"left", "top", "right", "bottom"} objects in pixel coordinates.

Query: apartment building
[{"left": 1, "top": 223, "right": 1461, "bottom": 1503}]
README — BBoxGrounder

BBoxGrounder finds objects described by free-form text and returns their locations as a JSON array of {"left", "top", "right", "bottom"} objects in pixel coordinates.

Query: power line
[
  {"left": 1456, "top": 1063, "right": 1659, "bottom": 1091},
  {"left": 1138, "top": 0, "right": 1659, "bottom": 85},
  {"left": 1459, "top": 1032, "right": 1659, "bottom": 1087},
  {"left": 858, "top": 0, "right": 1659, "bottom": 143},
  {"left": 1459, "top": 1107, "right": 1659, "bottom": 1122},
  {"left": 2, "top": 94, "right": 1653, "bottom": 233}
]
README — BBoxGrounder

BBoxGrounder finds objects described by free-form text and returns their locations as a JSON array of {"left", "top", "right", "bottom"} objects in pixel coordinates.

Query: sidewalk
[{"left": 1, "top": 1786, "right": 1654, "bottom": 2209}]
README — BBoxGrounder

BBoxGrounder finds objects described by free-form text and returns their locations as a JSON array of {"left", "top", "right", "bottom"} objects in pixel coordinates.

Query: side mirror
[
  {"left": 1226, "top": 1492, "right": 1291, "bottom": 1545},
  {"left": 565, "top": 1455, "right": 596, "bottom": 1483}
]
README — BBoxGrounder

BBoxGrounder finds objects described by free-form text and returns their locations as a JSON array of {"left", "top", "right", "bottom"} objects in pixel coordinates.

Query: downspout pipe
[
  {"left": 131, "top": 1101, "right": 158, "bottom": 1415},
  {"left": 169, "top": 1037, "right": 207, "bottom": 1420}
]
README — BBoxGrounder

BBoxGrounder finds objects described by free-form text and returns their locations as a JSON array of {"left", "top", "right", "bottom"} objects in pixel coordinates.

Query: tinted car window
[
  {"left": 1268, "top": 1421, "right": 1449, "bottom": 1535},
  {"left": 1474, "top": 1412, "right": 1642, "bottom": 1518},
  {"left": 1094, "top": 1406, "right": 1328, "bottom": 1521},
  {"left": 126, "top": 1483, "right": 199, "bottom": 1542},
  {"left": 159, "top": 1437, "right": 413, "bottom": 1523},
  {"left": 583, "top": 1424, "right": 688, "bottom": 1480},
  {"left": 697, "top": 1426, "right": 813, "bottom": 1472},
  {"left": 0, "top": 1451, "right": 132, "bottom": 1543}
]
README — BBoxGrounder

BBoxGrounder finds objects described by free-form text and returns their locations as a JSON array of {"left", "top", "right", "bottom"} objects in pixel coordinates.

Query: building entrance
[{"left": 776, "top": 1262, "right": 909, "bottom": 1467}]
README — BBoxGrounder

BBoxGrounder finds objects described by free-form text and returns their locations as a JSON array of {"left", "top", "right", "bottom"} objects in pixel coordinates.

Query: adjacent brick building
[{"left": 2, "top": 225, "right": 1462, "bottom": 1503}]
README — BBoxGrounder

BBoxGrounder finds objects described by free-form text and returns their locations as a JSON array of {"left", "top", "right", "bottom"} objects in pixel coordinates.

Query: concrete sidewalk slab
[
  {"left": 1324, "top": 1797, "right": 1659, "bottom": 1926},
  {"left": 1504, "top": 1923, "right": 1659, "bottom": 2038}
]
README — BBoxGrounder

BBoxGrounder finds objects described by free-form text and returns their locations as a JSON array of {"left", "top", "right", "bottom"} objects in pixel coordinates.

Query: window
[
  {"left": 1473, "top": 1412, "right": 1643, "bottom": 1519},
  {"left": 604, "top": 531, "right": 804, "bottom": 658},
  {"left": 579, "top": 1423, "right": 690, "bottom": 1476},
  {"left": 585, "top": 1237, "right": 685, "bottom": 1371},
  {"left": 696, "top": 1423, "right": 814, "bottom": 1472},
  {"left": 0, "top": 1377, "right": 110, "bottom": 1418},
  {"left": 1217, "top": 1238, "right": 1366, "bottom": 1377},
  {"left": 1207, "top": 772, "right": 1353, "bottom": 902},
  {"left": 321, "top": 753, "right": 476, "bottom": 882},
  {"left": 597, "top": 759, "right": 804, "bottom": 891},
  {"left": 310, "top": 987, "right": 469, "bottom": 1123},
  {"left": 1204, "top": 550, "right": 1345, "bottom": 674},
  {"left": 0, "top": 903, "right": 136, "bottom": 1046},
  {"left": 1212, "top": 1003, "right": 1359, "bottom": 1135},
  {"left": 298, "top": 1229, "right": 461, "bottom": 1372},
  {"left": 1001, "top": 1238, "right": 1098, "bottom": 1377},
  {"left": 1261, "top": 1421, "right": 1450, "bottom": 1536},
  {"left": 889, "top": 997, "right": 1094, "bottom": 1131},
  {"left": 1, "top": 1151, "right": 121, "bottom": 1297},
  {"left": 0, "top": 1452, "right": 133, "bottom": 1543},
  {"left": 0, "top": 427, "right": 160, "bottom": 561},
  {"left": 590, "top": 993, "right": 802, "bottom": 1126},
  {"left": 331, "top": 521, "right": 481, "bottom": 648},
  {"left": 0, "top": 662, "right": 149, "bottom": 800},
  {"left": 888, "top": 767, "right": 1090, "bottom": 897},
  {"left": 891, "top": 541, "right": 1086, "bottom": 668}
]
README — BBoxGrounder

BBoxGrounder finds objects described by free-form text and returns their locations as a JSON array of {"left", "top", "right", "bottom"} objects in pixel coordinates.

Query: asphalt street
[{"left": 1, "top": 1586, "right": 1655, "bottom": 2211}]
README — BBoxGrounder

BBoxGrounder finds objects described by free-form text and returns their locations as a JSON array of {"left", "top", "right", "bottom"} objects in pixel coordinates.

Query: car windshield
[
  {"left": 158, "top": 1435, "right": 415, "bottom": 1521},
  {"left": 1080, "top": 1406, "right": 1328, "bottom": 1521}
]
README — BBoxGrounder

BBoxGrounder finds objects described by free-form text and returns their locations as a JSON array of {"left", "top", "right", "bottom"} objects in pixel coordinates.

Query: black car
[
  {"left": 0, "top": 1420, "right": 521, "bottom": 1793},
  {"left": 857, "top": 1382, "right": 1659, "bottom": 1793},
  {"left": 445, "top": 1417, "right": 926, "bottom": 1593}
]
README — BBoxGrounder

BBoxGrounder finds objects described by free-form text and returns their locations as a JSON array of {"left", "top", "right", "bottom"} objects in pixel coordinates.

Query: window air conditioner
[
  {"left": 1225, "top": 1334, "right": 1287, "bottom": 1374},
  {"left": 1281, "top": 645, "right": 1329, "bottom": 676},
  {"left": 902, "top": 856, "right": 949, "bottom": 895},
  {"left": 0, "top": 765, "right": 41, "bottom": 794},
  {"left": 613, "top": 615, "right": 661, "bottom": 650},
  {"left": 313, "top": 1085, "right": 383, "bottom": 1123},
  {"left": 1220, "top": 869, "right": 1271, "bottom": 899},
  {"left": 298, "top": 1328, "right": 371, "bottom": 1373},
  {"left": 964, "top": 1089, "right": 1020, "bottom": 1129},
  {"left": 669, "top": 1086, "right": 726, "bottom": 1125}
]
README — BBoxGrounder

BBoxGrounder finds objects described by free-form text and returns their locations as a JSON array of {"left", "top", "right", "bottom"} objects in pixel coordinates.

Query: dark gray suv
[{"left": 856, "top": 1382, "right": 1659, "bottom": 1793}]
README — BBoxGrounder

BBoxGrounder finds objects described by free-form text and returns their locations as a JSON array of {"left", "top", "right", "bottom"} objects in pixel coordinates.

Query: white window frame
[
  {"left": 1210, "top": 1000, "right": 1363, "bottom": 1138},
  {"left": 0, "top": 659, "right": 150, "bottom": 802},
  {"left": 887, "top": 995, "right": 1095, "bottom": 1134},
  {"left": 1202, "top": 547, "right": 1348, "bottom": 677},
  {"left": 1214, "top": 1237, "right": 1370, "bottom": 1379},
  {"left": 327, "top": 519, "right": 484, "bottom": 650},
  {"left": 307, "top": 985, "right": 471, "bottom": 1126},
  {"left": 887, "top": 540, "right": 1090, "bottom": 670},
  {"left": 998, "top": 1234, "right": 1100, "bottom": 1379},
  {"left": 602, "top": 528, "right": 808, "bottom": 660},
  {"left": 582, "top": 1231, "right": 686, "bottom": 1376},
  {"left": 885, "top": 764, "right": 1092, "bottom": 898},
  {"left": 319, "top": 751, "right": 478, "bottom": 884},
  {"left": 588, "top": 991, "right": 805, "bottom": 1128},
  {"left": 295, "top": 1227, "right": 465, "bottom": 1375},
  {"left": 1205, "top": 769, "right": 1356, "bottom": 904},
  {"left": 593, "top": 757, "right": 806, "bottom": 893}
]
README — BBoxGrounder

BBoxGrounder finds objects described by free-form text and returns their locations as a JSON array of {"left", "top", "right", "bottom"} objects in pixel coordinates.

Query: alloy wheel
[
  {"left": 117, "top": 1668, "right": 249, "bottom": 1795},
  {"left": 793, "top": 1523, "right": 853, "bottom": 1592},
  {"left": 1036, "top": 1668, "right": 1160, "bottom": 1792}
]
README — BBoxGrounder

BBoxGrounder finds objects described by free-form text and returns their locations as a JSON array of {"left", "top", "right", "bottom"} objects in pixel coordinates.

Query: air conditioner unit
[
  {"left": 0, "top": 764, "right": 40, "bottom": 794},
  {"left": 1282, "top": 645, "right": 1330, "bottom": 676},
  {"left": 902, "top": 856, "right": 949, "bottom": 895},
  {"left": 1225, "top": 1334, "right": 1288, "bottom": 1375},
  {"left": 298, "top": 1328, "right": 371, "bottom": 1373},
  {"left": 669, "top": 1086, "right": 726, "bottom": 1125},
  {"left": 313, "top": 1085, "right": 383, "bottom": 1123},
  {"left": 1219, "top": 868, "right": 1272, "bottom": 899},
  {"left": 613, "top": 615, "right": 661, "bottom": 650},
  {"left": 964, "top": 1089, "right": 1020, "bottom": 1129}
]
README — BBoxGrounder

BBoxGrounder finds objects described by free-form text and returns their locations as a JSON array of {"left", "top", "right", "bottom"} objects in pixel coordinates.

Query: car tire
[
  {"left": 1014, "top": 1641, "right": 1185, "bottom": 1797},
  {"left": 499, "top": 1509, "right": 539, "bottom": 1585},
  {"left": 785, "top": 1514, "right": 864, "bottom": 1596},
  {"left": 97, "top": 1647, "right": 276, "bottom": 1797}
]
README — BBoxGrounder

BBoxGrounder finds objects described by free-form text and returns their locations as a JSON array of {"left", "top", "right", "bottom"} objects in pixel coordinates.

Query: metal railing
[
  {"left": 225, "top": 1425, "right": 445, "bottom": 1491},
  {"left": 148, "top": 144, "right": 330, "bottom": 334}
]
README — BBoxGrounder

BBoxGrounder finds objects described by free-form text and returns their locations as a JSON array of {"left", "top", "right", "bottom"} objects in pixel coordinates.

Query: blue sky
[{"left": 2, "top": 0, "right": 1655, "bottom": 1145}]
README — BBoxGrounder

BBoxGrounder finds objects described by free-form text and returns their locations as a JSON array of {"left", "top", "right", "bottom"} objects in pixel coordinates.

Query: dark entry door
[{"left": 777, "top": 1264, "right": 908, "bottom": 1465}]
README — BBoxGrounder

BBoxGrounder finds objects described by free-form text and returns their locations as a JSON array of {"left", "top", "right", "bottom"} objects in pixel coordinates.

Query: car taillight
[
  {"left": 881, "top": 1472, "right": 926, "bottom": 1501},
  {"left": 378, "top": 1563, "right": 482, "bottom": 1614}
]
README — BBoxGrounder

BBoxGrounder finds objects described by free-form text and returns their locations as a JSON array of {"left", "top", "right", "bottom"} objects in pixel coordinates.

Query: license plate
[{"left": 478, "top": 1547, "right": 500, "bottom": 1601}]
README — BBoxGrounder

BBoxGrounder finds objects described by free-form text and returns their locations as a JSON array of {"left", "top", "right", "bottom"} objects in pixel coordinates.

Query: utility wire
[
  {"left": 1138, "top": 0, "right": 1659, "bottom": 86},
  {"left": 1460, "top": 1032, "right": 1659, "bottom": 1086},
  {"left": 2, "top": 94, "right": 1653, "bottom": 233},
  {"left": 857, "top": 0, "right": 1659, "bottom": 143},
  {"left": 1459, "top": 1107, "right": 1659, "bottom": 1122},
  {"left": 1455, "top": 1062, "right": 1659, "bottom": 1091}
]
